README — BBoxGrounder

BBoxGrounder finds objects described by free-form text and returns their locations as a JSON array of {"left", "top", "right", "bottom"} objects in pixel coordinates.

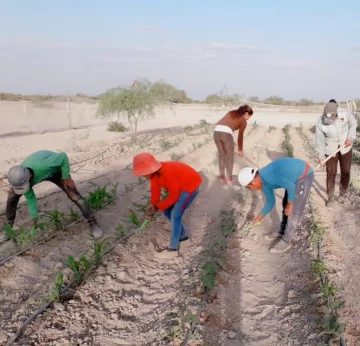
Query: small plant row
[
  {"left": 308, "top": 197, "right": 347, "bottom": 346},
  {"left": 5, "top": 202, "right": 152, "bottom": 346},
  {"left": 163, "top": 204, "right": 241, "bottom": 345},
  {"left": 282, "top": 124, "right": 294, "bottom": 157},
  {"left": 0, "top": 182, "right": 124, "bottom": 266}
]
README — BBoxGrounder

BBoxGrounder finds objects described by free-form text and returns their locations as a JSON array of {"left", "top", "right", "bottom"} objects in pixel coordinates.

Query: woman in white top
[{"left": 213, "top": 105, "right": 253, "bottom": 185}]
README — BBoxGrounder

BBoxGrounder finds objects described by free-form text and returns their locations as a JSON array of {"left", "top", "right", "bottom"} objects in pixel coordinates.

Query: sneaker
[
  {"left": 154, "top": 248, "right": 179, "bottom": 259},
  {"left": 269, "top": 239, "right": 292, "bottom": 254},
  {"left": 264, "top": 232, "right": 282, "bottom": 242},
  {"left": 90, "top": 223, "right": 104, "bottom": 239},
  {"left": 326, "top": 196, "right": 337, "bottom": 207}
]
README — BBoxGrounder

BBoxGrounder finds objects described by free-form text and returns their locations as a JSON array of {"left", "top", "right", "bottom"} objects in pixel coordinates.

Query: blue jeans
[{"left": 163, "top": 189, "right": 200, "bottom": 250}]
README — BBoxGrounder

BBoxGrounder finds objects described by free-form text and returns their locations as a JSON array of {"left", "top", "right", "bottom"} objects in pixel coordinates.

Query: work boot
[
  {"left": 269, "top": 239, "right": 292, "bottom": 254},
  {"left": 90, "top": 223, "right": 103, "bottom": 239},
  {"left": 326, "top": 196, "right": 337, "bottom": 207},
  {"left": 154, "top": 248, "right": 179, "bottom": 259}
]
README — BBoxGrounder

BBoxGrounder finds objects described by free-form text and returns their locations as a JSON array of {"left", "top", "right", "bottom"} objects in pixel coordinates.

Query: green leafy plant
[
  {"left": 16, "top": 226, "right": 38, "bottom": 249},
  {"left": 282, "top": 124, "right": 294, "bottom": 157},
  {"left": 268, "top": 125, "right": 276, "bottom": 132},
  {"left": 67, "top": 254, "right": 92, "bottom": 285},
  {"left": 115, "top": 224, "right": 127, "bottom": 241},
  {"left": 128, "top": 209, "right": 140, "bottom": 226},
  {"left": 86, "top": 183, "right": 118, "bottom": 210},
  {"left": 92, "top": 237, "right": 112, "bottom": 266},
  {"left": 171, "top": 152, "right": 185, "bottom": 161},
  {"left": 67, "top": 208, "right": 80, "bottom": 223},
  {"left": 311, "top": 258, "right": 327, "bottom": 278},
  {"left": 3, "top": 224, "right": 17, "bottom": 244},
  {"left": 49, "top": 273, "right": 64, "bottom": 302},
  {"left": 44, "top": 209, "right": 65, "bottom": 230},
  {"left": 201, "top": 262, "right": 218, "bottom": 291}
]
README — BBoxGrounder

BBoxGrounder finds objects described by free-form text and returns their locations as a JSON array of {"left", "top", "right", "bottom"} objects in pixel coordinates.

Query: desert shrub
[{"left": 107, "top": 120, "right": 126, "bottom": 132}]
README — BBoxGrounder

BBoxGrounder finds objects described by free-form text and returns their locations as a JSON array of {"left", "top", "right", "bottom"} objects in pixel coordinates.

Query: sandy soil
[{"left": 0, "top": 106, "right": 359, "bottom": 346}]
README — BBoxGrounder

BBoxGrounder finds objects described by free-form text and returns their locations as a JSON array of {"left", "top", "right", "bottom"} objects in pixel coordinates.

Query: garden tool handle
[
  {"left": 313, "top": 145, "right": 346, "bottom": 172},
  {"left": 234, "top": 149, "right": 258, "bottom": 168}
]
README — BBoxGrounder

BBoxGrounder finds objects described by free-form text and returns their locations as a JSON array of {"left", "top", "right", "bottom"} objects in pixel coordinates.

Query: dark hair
[
  {"left": 329, "top": 99, "right": 337, "bottom": 104},
  {"left": 229, "top": 104, "right": 253, "bottom": 118}
]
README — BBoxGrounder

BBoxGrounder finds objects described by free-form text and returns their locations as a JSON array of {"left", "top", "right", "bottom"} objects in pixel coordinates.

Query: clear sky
[{"left": 1, "top": 0, "right": 359, "bottom": 101}]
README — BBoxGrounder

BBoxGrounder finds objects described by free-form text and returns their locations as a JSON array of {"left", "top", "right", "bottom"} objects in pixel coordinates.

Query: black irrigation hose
[
  {"left": 0, "top": 178, "right": 146, "bottom": 267},
  {"left": 4, "top": 225, "right": 142, "bottom": 346}
]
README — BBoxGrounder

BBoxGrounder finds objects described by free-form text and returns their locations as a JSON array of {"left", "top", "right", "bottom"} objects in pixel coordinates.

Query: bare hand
[
  {"left": 238, "top": 150, "right": 243, "bottom": 157},
  {"left": 63, "top": 178, "right": 76, "bottom": 189},
  {"left": 284, "top": 203, "right": 293, "bottom": 216},
  {"left": 252, "top": 214, "right": 264, "bottom": 226},
  {"left": 318, "top": 159, "right": 325, "bottom": 167},
  {"left": 146, "top": 204, "right": 158, "bottom": 218},
  {"left": 345, "top": 139, "right": 353, "bottom": 148}
]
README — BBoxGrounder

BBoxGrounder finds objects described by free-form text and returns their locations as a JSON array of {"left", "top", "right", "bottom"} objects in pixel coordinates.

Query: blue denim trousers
[{"left": 163, "top": 189, "right": 200, "bottom": 250}]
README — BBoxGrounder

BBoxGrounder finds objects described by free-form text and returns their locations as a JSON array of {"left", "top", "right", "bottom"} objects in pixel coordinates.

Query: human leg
[
  {"left": 213, "top": 132, "right": 227, "bottom": 181},
  {"left": 5, "top": 187, "right": 21, "bottom": 227},
  {"left": 338, "top": 148, "right": 353, "bottom": 204},
  {"left": 155, "top": 189, "right": 200, "bottom": 258},
  {"left": 47, "top": 172, "right": 103, "bottom": 238},
  {"left": 222, "top": 133, "right": 235, "bottom": 182},
  {"left": 270, "top": 173, "right": 314, "bottom": 253},
  {"left": 325, "top": 153, "right": 339, "bottom": 206}
]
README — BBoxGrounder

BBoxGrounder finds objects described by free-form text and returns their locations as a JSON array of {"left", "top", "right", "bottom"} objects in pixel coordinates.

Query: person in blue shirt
[{"left": 237, "top": 157, "right": 314, "bottom": 254}]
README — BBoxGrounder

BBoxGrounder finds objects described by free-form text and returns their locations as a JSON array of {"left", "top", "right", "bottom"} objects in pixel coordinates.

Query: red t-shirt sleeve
[
  {"left": 156, "top": 181, "right": 180, "bottom": 211},
  {"left": 150, "top": 178, "right": 161, "bottom": 205}
]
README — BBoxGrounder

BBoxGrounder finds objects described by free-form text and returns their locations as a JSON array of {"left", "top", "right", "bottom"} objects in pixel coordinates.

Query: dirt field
[{"left": 0, "top": 105, "right": 359, "bottom": 346}]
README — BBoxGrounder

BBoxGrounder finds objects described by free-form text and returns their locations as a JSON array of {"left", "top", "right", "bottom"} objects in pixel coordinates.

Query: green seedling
[
  {"left": 138, "top": 219, "right": 151, "bottom": 233},
  {"left": 86, "top": 183, "right": 117, "bottom": 210},
  {"left": 67, "top": 254, "right": 92, "bottom": 285},
  {"left": 319, "top": 282, "right": 337, "bottom": 299},
  {"left": 115, "top": 224, "right": 127, "bottom": 241},
  {"left": 67, "top": 208, "right": 80, "bottom": 223},
  {"left": 317, "top": 314, "right": 346, "bottom": 342},
  {"left": 93, "top": 237, "right": 112, "bottom": 266},
  {"left": 311, "top": 258, "right": 327, "bottom": 278},
  {"left": 49, "top": 273, "right": 64, "bottom": 302},
  {"left": 201, "top": 262, "right": 218, "bottom": 291},
  {"left": 161, "top": 189, "right": 169, "bottom": 200},
  {"left": 268, "top": 125, "right": 276, "bottom": 132},
  {"left": 199, "top": 119, "right": 208, "bottom": 126},
  {"left": 44, "top": 209, "right": 65, "bottom": 230},
  {"left": 128, "top": 209, "right": 140, "bottom": 226},
  {"left": 16, "top": 226, "right": 38, "bottom": 249},
  {"left": 132, "top": 202, "right": 148, "bottom": 214},
  {"left": 3, "top": 224, "right": 17, "bottom": 244}
]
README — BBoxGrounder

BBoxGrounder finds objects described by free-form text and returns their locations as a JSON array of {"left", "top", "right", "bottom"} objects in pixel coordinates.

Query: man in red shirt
[{"left": 133, "top": 152, "right": 202, "bottom": 259}]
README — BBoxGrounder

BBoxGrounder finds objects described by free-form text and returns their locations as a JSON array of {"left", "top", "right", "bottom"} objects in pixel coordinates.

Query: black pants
[{"left": 6, "top": 172, "right": 96, "bottom": 227}]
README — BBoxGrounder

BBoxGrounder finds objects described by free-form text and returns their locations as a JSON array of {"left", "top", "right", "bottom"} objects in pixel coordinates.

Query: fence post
[{"left": 67, "top": 94, "right": 72, "bottom": 129}]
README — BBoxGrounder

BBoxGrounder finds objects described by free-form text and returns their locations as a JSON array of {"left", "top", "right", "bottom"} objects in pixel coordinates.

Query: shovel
[{"left": 313, "top": 145, "right": 346, "bottom": 171}]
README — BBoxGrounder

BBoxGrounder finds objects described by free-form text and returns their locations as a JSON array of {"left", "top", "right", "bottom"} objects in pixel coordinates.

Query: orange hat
[{"left": 133, "top": 152, "right": 161, "bottom": 176}]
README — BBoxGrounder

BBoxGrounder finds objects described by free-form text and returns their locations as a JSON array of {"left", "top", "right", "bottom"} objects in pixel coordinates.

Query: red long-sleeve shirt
[{"left": 150, "top": 161, "right": 202, "bottom": 211}]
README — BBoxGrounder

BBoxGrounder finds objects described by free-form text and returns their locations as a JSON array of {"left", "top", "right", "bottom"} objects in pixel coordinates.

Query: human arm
[
  {"left": 237, "top": 120, "right": 247, "bottom": 154},
  {"left": 258, "top": 186, "right": 276, "bottom": 218},
  {"left": 24, "top": 188, "right": 39, "bottom": 222},
  {"left": 156, "top": 183, "right": 180, "bottom": 212},
  {"left": 315, "top": 118, "right": 326, "bottom": 161},
  {"left": 345, "top": 111, "right": 357, "bottom": 146}
]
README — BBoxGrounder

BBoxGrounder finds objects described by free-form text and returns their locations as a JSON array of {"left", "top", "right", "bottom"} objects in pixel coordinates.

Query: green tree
[
  {"left": 150, "top": 81, "right": 191, "bottom": 103},
  {"left": 96, "top": 78, "right": 158, "bottom": 138},
  {"left": 263, "top": 95, "right": 285, "bottom": 105}
]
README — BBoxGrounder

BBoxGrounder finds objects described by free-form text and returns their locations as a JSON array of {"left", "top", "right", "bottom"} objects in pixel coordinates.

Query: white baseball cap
[
  {"left": 7, "top": 165, "right": 31, "bottom": 195},
  {"left": 238, "top": 167, "right": 258, "bottom": 187}
]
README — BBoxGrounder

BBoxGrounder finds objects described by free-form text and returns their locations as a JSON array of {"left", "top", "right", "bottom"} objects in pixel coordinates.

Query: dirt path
[
  {"left": 290, "top": 125, "right": 360, "bottom": 345},
  {"left": 203, "top": 125, "right": 322, "bottom": 346}
]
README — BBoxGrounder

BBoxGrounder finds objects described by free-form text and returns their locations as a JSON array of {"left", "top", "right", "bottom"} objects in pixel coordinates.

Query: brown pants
[
  {"left": 325, "top": 147, "right": 353, "bottom": 198},
  {"left": 213, "top": 131, "right": 234, "bottom": 180},
  {"left": 6, "top": 171, "right": 96, "bottom": 227}
]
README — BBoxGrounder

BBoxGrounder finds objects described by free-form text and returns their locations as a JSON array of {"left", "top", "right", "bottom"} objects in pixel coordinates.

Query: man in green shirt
[{"left": 5, "top": 150, "right": 103, "bottom": 238}]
